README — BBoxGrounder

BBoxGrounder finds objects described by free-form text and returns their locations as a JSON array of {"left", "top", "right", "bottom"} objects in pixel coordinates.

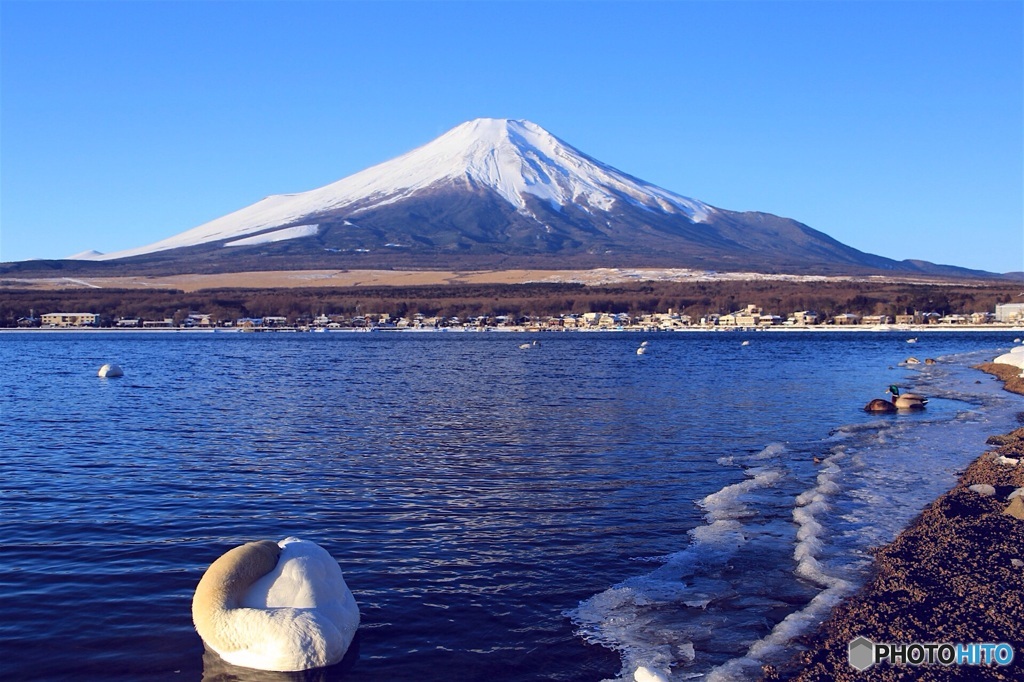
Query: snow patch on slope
[
  {"left": 224, "top": 224, "right": 320, "bottom": 248},
  {"left": 66, "top": 249, "right": 106, "bottom": 260}
]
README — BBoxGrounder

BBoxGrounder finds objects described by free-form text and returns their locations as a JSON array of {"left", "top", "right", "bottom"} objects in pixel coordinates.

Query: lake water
[{"left": 2, "top": 330, "right": 1022, "bottom": 681}]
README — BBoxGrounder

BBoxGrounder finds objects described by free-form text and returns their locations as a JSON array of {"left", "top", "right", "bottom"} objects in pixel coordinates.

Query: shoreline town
[
  {"left": 766, "top": 361, "right": 1024, "bottom": 681},
  {"left": 7, "top": 301, "right": 1024, "bottom": 333}
]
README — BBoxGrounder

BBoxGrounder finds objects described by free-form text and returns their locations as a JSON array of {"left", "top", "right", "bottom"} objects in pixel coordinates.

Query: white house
[{"left": 995, "top": 303, "right": 1024, "bottom": 324}]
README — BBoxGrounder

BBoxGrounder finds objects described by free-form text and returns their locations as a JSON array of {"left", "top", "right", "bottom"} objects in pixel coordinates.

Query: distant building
[
  {"left": 734, "top": 304, "right": 762, "bottom": 327},
  {"left": 721, "top": 304, "right": 764, "bottom": 327},
  {"left": 995, "top": 303, "right": 1024, "bottom": 324},
  {"left": 971, "top": 312, "right": 995, "bottom": 325},
  {"left": 185, "top": 313, "right": 212, "bottom": 327},
  {"left": 649, "top": 311, "right": 689, "bottom": 328},
  {"left": 701, "top": 314, "right": 721, "bottom": 327},
  {"left": 41, "top": 312, "right": 99, "bottom": 327},
  {"left": 788, "top": 311, "right": 820, "bottom": 326},
  {"left": 262, "top": 316, "right": 289, "bottom": 327}
]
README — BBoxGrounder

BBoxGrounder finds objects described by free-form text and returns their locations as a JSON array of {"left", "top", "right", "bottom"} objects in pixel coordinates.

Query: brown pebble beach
[{"left": 764, "top": 362, "right": 1024, "bottom": 681}]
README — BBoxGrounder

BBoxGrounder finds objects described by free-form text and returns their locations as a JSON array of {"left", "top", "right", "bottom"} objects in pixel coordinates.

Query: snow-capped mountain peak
[
  {"left": 48, "top": 118, "right": 982, "bottom": 278},
  {"left": 92, "top": 119, "right": 713, "bottom": 260},
  {"left": 377, "top": 118, "right": 713, "bottom": 219}
]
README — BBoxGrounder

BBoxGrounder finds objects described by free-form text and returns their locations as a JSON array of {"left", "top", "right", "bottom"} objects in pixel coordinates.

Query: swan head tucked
[
  {"left": 193, "top": 538, "right": 359, "bottom": 672},
  {"left": 193, "top": 541, "right": 281, "bottom": 615}
]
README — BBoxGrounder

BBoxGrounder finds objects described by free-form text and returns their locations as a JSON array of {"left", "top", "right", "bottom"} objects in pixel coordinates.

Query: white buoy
[{"left": 97, "top": 363, "right": 124, "bottom": 378}]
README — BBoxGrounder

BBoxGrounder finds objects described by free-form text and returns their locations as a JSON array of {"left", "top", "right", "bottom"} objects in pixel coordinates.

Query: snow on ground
[
  {"left": 524, "top": 268, "right": 867, "bottom": 285},
  {"left": 2, "top": 268, "right": 965, "bottom": 294}
]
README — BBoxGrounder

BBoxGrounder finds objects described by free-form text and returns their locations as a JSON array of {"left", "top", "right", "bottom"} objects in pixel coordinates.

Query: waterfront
[{"left": 2, "top": 331, "right": 1022, "bottom": 680}]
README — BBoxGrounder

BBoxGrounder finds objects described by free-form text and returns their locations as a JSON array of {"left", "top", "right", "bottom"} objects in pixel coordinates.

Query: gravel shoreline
[{"left": 764, "top": 362, "right": 1024, "bottom": 681}]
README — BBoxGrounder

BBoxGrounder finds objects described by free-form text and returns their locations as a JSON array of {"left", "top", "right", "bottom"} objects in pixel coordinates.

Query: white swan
[
  {"left": 97, "top": 363, "right": 124, "bottom": 377},
  {"left": 636, "top": 346, "right": 647, "bottom": 355},
  {"left": 193, "top": 537, "right": 360, "bottom": 672}
]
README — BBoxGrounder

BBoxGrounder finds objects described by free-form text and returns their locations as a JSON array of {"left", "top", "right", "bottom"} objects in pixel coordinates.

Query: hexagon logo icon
[{"left": 848, "top": 636, "right": 875, "bottom": 671}]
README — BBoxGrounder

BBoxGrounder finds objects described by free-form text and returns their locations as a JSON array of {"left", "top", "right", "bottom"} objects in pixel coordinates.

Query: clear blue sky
[{"left": 2, "top": 1, "right": 1022, "bottom": 273}]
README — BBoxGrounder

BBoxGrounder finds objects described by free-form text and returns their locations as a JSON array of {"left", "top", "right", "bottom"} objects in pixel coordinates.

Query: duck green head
[{"left": 888, "top": 385, "right": 901, "bottom": 396}]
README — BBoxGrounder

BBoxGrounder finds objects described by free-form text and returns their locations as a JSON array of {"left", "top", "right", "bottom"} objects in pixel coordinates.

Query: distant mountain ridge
[{"left": 3, "top": 118, "right": 1005, "bottom": 279}]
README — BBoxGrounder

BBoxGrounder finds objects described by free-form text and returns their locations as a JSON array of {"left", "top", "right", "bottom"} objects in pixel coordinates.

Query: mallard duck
[
  {"left": 887, "top": 384, "right": 928, "bottom": 409},
  {"left": 864, "top": 398, "right": 897, "bottom": 413}
]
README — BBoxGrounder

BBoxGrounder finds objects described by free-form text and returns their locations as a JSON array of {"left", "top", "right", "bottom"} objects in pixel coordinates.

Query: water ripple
[{"left": 2, "top": 331, "right": 1020, "bottom": 681}]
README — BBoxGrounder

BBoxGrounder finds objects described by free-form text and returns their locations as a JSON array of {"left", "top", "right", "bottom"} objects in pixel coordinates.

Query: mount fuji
[{"left": 21, "top": 118, "right": 990, "bottom": 277}]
